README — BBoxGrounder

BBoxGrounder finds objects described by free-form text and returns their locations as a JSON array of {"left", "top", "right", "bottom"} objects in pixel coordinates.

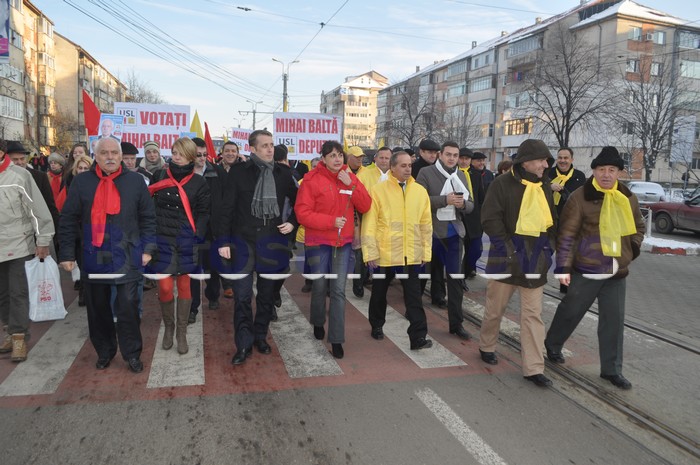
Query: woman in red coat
[{"left": 295, "top": 141, "right": 371, "bottom": 358}]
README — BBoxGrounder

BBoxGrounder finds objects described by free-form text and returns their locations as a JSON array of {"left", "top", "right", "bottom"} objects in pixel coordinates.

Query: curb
[{"left": 641, "top": 242, "right": 700, "bottom": 256}]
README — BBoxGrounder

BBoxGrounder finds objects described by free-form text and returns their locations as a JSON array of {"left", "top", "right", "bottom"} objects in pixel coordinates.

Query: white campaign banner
[
  {"left": 229, "top": 128, "right": 253, "bottom": 155},
  {"left": 114, "top": 102, "right": 190, "bottom": 157},
  {"left": 274, "top": 112, "right": 343, "bottom": 160}
]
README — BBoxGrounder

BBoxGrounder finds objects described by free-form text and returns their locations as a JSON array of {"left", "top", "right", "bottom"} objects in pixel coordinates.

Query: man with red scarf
[{"left": 59, "top": 138, "right": 156, "bottom": 373}]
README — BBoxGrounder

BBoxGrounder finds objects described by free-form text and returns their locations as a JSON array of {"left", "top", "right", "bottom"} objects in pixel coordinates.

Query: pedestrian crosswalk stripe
[
  {"left": 346, "top": 285, "right": 467, "bottom": 369},
  {"left": 0, "top": 297, "right": 88, "bottom": 397},
  {"left": 146, "top": 301, "right": 206, "bottom": 389},
  {"left": 269, "top": 287, "right": 343, "bottom": 378}
]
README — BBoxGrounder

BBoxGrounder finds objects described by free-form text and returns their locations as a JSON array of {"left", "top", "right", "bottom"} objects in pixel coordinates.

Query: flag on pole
[
  {"left": 82, "top": 89, "right": 101, "bottom": 136},
  {"left": 190, "top": 110, "right": 204, "bottom": 138},
  {"left": 204, "top": 122, "right": 217, "bottom": 164}
]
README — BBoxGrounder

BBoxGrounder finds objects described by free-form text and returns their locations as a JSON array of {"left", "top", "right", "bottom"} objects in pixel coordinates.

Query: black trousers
[
  {"left": 368, "top": 265, "right": 427, "bottom": 343},
  {"left": 190, "top": 245, "right": 222, "bottom": 314},
  {"left": 84, "top": 281, "right": 142, "bottom": 361}
]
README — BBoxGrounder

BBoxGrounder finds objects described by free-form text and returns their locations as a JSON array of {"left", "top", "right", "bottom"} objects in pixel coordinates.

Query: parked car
[
  {"left": 627, "top": 181, "right": 666, "bottom": 205},
  {"left": 649, "top": 194, "right": 700, "bottom": 234}
]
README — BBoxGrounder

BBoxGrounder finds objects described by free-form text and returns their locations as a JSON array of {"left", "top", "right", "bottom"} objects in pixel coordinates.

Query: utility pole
[
  {"left": 239, "top": 100, "right": 262, "bottom": 129},
  {"left": 272, "top": 58, "right": 299, "bottom": 112}
]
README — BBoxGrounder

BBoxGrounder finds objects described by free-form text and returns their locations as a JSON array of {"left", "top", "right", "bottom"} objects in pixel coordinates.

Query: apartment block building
[
  {"left": 320, "top": 71, "right": 388, "bottom": 148},
  {"left": 376, "top": 0, "right": 700, "bottom": 184}
]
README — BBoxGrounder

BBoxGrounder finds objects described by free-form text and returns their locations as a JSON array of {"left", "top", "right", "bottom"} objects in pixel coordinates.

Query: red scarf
[
  {"left": 148, "top": 168, "right": 196, "bottom": 232},
  {"left": 91, "top": 165, "right": 122, "bottom": 247},
  {"left": 48, "top": 171, "right": 67, "bottom": 212},
  {"left": 0, "top": 156, "right": 11, "bottom": 174}
]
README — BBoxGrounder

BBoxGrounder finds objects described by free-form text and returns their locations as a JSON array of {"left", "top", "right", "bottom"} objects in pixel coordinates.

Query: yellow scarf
[
  {"left": 551, "top": 167, "right": 574, "bottom": 205},
  {"left": 592, "top": 178, "right": 637, "bottom": 257},
  {"left": 459, "top": 166, "right": 474, "bottom": 199},
  {"left": 515, "top": 171, "right": 553, "bottom": 237}
]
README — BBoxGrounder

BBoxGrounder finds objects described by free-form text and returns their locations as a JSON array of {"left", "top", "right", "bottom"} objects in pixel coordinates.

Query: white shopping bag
[{"left": 25, "top": 256, "right": 67, "bottom": 322}]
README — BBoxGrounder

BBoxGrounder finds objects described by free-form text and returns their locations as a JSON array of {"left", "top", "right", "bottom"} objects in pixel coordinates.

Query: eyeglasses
[{"left": 196, "top": 154, "right": 207, "bottom": 158}]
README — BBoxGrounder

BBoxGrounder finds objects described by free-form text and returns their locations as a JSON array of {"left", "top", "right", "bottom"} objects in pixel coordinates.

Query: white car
[{"left": 627, "top": 181, "right": 666, "bottom": 205}]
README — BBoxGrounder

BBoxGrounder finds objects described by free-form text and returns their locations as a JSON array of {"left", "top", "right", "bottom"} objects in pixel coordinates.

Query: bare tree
[
  {"left": 517, "top": 22, "right": 615, "bottom": 147},
  {"left": 124, "top": 69, "right": 167, "bottom": 104},
  {"left": 614, "top": 54, "right": 700, "bottom": 181},
  {"left": 53, "top": 109, "right": 83, "bottom": 154},
  {"left": 387, "top": 81, "right": 435, "bottom": 148},
  {"left": 435, "top": 102, "right": 482, "bottom": 148}
]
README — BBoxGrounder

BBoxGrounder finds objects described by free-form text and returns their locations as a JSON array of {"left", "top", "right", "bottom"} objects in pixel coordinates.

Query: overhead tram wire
[
  {"left": 92, "top": 0, "right": 272, "bottom": 99},
  {"left": 62, "top": 0, "right": 267, "bottom": 103}
]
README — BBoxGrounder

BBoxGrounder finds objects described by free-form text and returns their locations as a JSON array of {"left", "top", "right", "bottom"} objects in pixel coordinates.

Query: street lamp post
[
  {"left": 272, "top": 58, "right": 299, "bottom": 112},
  {"left": 240, "top": 100, "right": 262, "bottom": 129}
]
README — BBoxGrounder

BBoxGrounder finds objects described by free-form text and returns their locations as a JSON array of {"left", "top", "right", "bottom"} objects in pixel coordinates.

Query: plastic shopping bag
[{"left": 25, "top": 256, "right": 67, "bottom": 322}]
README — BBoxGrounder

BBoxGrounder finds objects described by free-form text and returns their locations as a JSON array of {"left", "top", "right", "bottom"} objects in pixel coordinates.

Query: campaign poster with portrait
[
  {"left": 228, "top": 127, "right": 253, "bottom": 156},
  {"left": 88, "top": 136, "right": 99, "bottom": 157},
  {"left": 98, "top": 114, "right": 125, "bottom": 142},
  {"left": 114, "top": 102, "right": 190, "bottom": 157},
  {"left": 273, "top": 112, "right": 343, "bottom": 160}
]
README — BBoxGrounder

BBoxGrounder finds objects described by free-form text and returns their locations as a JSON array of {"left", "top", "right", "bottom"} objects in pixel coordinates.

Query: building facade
[
  {"left": 375, "top": 0, "right": 700, "bottom": 185},
  {"left": 320, "top": 71, "right": 388, "bottom": 148}
]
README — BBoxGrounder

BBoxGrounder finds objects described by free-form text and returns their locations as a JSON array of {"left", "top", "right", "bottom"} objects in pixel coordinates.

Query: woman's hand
[{"left": 337, "top": 169, "right": 352, "bottom": 186}]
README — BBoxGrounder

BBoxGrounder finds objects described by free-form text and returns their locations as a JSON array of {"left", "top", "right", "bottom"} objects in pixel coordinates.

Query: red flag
[
  {"left": 204, "top": 122, "right": 217, "bottom": 165},
  {"left": 82, "top": 90, "right": 101, "bottom": 136}
]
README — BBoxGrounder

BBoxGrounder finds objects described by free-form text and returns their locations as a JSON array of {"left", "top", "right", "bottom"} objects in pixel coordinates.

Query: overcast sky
[{"left": 35, "top": 0, "right": 700, "bottom": 135}]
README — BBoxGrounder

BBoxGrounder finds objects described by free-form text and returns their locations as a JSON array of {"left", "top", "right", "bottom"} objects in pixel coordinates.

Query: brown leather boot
[
  {"left": 176, "top": 298, "right": 191, "bottom": 354},
  {"left": 11, "top": 333, "right": 27, "bottom": 362},
  {"left": 160, "top": 300, "right": 175, "bottom": 350}
]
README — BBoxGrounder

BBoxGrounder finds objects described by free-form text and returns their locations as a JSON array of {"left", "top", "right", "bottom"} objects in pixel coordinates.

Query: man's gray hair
[
  {"left": 94, "top": 137, "right": 122, "bottom": 155},
  {"left": 390, "top": 151, "right": 409, "bottom": 167}
]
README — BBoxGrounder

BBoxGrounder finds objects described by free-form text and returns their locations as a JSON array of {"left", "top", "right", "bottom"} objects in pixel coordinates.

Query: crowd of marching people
[{"left": 0, "top": 133, "right": 644, "bottom": 389}]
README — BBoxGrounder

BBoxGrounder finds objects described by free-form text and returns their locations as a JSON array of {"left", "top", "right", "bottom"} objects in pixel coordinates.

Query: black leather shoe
[
  {"left": 301, "top": 281, "right": 312, "bottom": 293},
  {"left": 467, "top": 270, "right": 477, "bottom": 279},
  {"left": 410, "top": 338, "right": 433, "bottom": 350},
  {"left": 479, "top": 349, "right": 498, "bottom": 365},
  {"left": 545, "top": 345, "right": 565, "bottom": 364},
  {"left": 331, "top": 343, "right": 344, "bottom": 359},
  {"left": 432, "top": 298, "right": 447, "bottom": 309},
  {"left": 274, "top": 293, "right": 282, "bottom": 308},
  {"left": 127, "top": 358, "right": 143, "bottom": 373},
  {"left": 95, "top": 358, "right": 111, "bottom": 370},
  {"left": 313, "top": 325, "right": 325, "bottom": 340},
  {"left": 559, "top": 283, "right": 568, "bottom": 294},
  {"left": 353, "top": 286, "right": 364, "bottom": 298},
  {"left": 188, "top": 311, "right": 197, "bottom": 325},
  {"left": 600, "top": 374, "right": 632, "bottom": 390},
  {"left": 270, "top": 307, "right": 278, "bottom": 322},
  {"left": 449, "top": 326, "right": 471, "bottom": 340},
  {"left": 460, "top": 279, "right": 469, "bottom": 292},
  {"left": 208, "top": 300, "right": 219, "bottom": 310},
  {"left": 524, "top": 373, "right": 553, "bottom": 387},
  {"left": 231, "top": 347, "right": 252, "bottom": 365},
  {"left": 255, "top": 339, "right": 272, "bottom": 354},
  {"left": 371, "top": 328, "right": 384, "bottom": 340}
]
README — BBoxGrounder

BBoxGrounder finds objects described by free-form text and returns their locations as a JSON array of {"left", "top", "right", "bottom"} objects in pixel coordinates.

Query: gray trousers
[
  {"left": 309, "top": 244, "right": 351, "bottom": 344},
  {"left": 0, "top": 255, "right": 33, "bottom": 335},
  {"left": 545, "top": 272, "right": 626, "bottom": 376}
]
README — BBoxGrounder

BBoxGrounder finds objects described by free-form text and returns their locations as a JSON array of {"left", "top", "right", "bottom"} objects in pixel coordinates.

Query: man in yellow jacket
[{"left": 361, "top": 151, "right": 434, "bottom": 350}]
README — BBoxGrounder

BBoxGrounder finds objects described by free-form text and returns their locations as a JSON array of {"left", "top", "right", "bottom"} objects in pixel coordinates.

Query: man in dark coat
[
  {"left": 479, "top": 139, "right": 557, "bottom": 388},
  {"left": 411, "top": 139, "right": 440, "bottom": 179},
  {"left": 59, "top": 138, "right": 156, "bottom": 373},
  {"left": 470, "top": 151, "right": 495, "bottom": 193},
  {"left": 217, "top": 130, "right": 298, "bottom": 365},
  {"left": 457, "top": 148, "right": 485, "bottom": 282},
  {"left": 545, "top": 147, "right": 644, "bottom": 390},
  {"left": 189, "top": 137, "right": 228, "bottom": 322}
]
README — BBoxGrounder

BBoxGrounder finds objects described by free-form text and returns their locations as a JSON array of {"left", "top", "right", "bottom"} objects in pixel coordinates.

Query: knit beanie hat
[
  {"left": 513, "top": 139, "right": 551, "bottom": 164},
  {"left": 48, "top": 152, "right": 66, "bottom": 166},
  {"left": 591, "top": 146, "right": 625, "bottom": 170},
  {"left": 143, "top": 141, "right": 160, "bottom": 153}
]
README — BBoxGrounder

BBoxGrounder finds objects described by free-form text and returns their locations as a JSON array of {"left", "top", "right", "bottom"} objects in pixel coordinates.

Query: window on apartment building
[
  {"left": 628, "top": 26, "right": 642, "bottom": 41},
  {"left": 691, "top": 158, "right": 700, "bottom": 170},
  {"left": 507, "top": 35, "right": 542, "bottom": 57},
  {"left": 470, "top": 99, "right": 495, "bottom": 114},
  {"left": 0, "top": 95, "right": 24, "bottom": 120},
  {"left": 626, "top": 59, "right": 640, "bottom": 73},
  {"left": 446, "top": 61, "right": 467, "bottom": 78},
  {"left": 620, "top": 152, "right": 632, "bottom": 170},
  {"left": 480, "top": 123, "right": 494, "bottom": 138},
  {"left": 652, "top": 31, "right": 666, "bottom": 45},
  {"left": 681, "top": 60, "right": 700, "bottom": 79},
  {"left": 447, "top": 83, "right": 466, "bottom": 98},
  {"left": 0, "top": 64, "right": 25, "bottom": 85},
  {"left": 469, "top": 76, "right": 492, "bottom": 93},
  {"left": 622, "top": 122, "right": 635, "bottom": 135},
  {"left": 505, "top": 92, "right": 530, "bottom": 109},
  {"left": 10, "top": 0, "right": 22, "bottom": 11},
  {"left": 504, "top": 118, "right": 532, "bottom": 136},
  {"left": 650, "top": 62, "right": 662, "bottom": 77},
  {"left": 472, "top": 52, "right": 492, "bottom": 70},
  {"left": 10, "top": 29, "right": 23, "bottom": 50},
  {"left": 679, "top": 31, "right": 700, "bottom": 49}
]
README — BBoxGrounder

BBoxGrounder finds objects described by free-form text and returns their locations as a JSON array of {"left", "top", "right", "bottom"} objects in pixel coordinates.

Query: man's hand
[
  {"left": 551, "top": 183, "right": 563, "bottom": 192},
  {"left": 446, "top": 192, "right": 464, "bottom": 207},
  {"left": 60, "top": 261, "right": 76, "bottom": 272},
  {"left": 35, "top": 246, "right": 49, "bottom": 259},
  {"left": 278, "top": 222, "right": 293, "bottom": 235},
  {"left": 558, "top": 274, "right": 571, "bottom": 286},
  {"left": 367, "top": 260, "right": 377, "bottom": 269},
  {"left": 142, "top": 254, "right": 152, "bottom": 266},
  {"left": 337, "top": 169, "right": 352, "bottom": 186},
  {"left": 219, "top": 246, "right": 231, "bottom": 260},
  {"left": 334, "top": 217, "right": 347, "bottom": 229}
]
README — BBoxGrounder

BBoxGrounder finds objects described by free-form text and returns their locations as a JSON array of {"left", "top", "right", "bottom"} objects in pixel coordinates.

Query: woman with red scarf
[
  {"left": 47, "top": 152, "right": 67, "bottom": 211},
  {"left": 148, "top": 138, "right": 210, "bottom": 355}
]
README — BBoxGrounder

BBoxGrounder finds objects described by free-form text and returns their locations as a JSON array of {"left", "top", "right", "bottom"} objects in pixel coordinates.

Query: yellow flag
[
  {"left": 378, "top": 138, "right": 385, "bottom": 148},
  {"left": 190, "top": 110, "right": 204, "bottom": 138},
  {"left": 343, "top": 138, "right": 349, "bottom": 153}
]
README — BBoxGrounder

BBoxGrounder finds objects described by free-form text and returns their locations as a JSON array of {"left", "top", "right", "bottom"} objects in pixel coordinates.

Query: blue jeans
[{"left": 306, "top": 244, "right": 352, "bottom": 344}]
